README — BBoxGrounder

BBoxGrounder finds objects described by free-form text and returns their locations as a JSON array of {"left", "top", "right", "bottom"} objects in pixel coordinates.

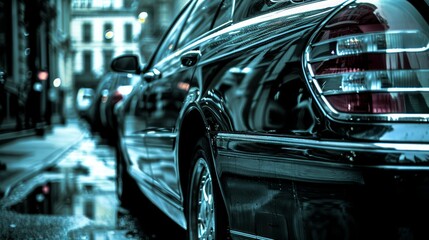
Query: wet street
[{"left": 0, "top": 125, "right": 185, "bottom": 240}]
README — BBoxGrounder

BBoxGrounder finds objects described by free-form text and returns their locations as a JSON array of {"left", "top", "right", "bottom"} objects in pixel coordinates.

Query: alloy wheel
[{"left": 196, "top": 158, "right": 215, "bottom": 239}]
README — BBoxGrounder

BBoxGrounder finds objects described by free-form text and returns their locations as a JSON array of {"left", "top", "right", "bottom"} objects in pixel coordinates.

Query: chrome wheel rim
[{"left": 196, "top": 159, "right": 215, "bottom": 240}]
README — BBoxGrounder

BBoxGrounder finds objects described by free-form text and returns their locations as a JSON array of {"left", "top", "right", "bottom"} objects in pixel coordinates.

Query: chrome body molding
[
  {"left": 230, "top": 230, "right": 275, "bottom": 240},
  {"left": 215, "top": 133, "right": 429, "bottom": 184},
  {"left": 217, "top": 133, "right": 429, "bottom": 152}
]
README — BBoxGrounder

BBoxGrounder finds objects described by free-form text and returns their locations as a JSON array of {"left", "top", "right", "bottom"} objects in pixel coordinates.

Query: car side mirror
[{"left": 111, "top": 54, "right": 142, "bottom": 74}]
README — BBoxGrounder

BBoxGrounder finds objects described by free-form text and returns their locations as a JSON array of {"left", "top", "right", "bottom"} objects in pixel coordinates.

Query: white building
[{"left": 71, "top": 0, "right": 140, "bottom": 90}]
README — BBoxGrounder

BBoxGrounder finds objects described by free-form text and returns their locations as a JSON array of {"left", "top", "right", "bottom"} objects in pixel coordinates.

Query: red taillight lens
[
  {"left": 112, "top": 91, "right": 123, "bottom": 105},
  {"left": 325, "top": 92, "right": 407, "bottom": 114},
  {"left": 305, "top": 1, "right": 429, "bottom": 120}
]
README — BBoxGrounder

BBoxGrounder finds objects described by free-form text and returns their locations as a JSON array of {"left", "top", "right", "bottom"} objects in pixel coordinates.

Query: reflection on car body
[
  {"left": 112, "top": 0, "right": 429, "bottom": 239},
  {"left": 76, "top": 88, "right": 94, "bottom": 120}
]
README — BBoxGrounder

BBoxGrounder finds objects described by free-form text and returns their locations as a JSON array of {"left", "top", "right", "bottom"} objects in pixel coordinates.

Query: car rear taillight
[
  {"left": 112, "top": 85, "right": 133, "bottom": 105},
  {"left": 112, "top": 91, "right": 123, "bottom": 105},
  {"left": 305, "top": 0, "right": 429, "bottom": 121}
]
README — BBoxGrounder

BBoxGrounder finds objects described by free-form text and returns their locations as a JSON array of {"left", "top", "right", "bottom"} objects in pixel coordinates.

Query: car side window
[
  {"left": 152, "top": 1, "right": 196, "bottom": 64},
  {"left": 213, "top": 0, "right": 234, "bottom": 29},
  {"left": 177, "top": 0, "right": 224, "bottom": 49}
]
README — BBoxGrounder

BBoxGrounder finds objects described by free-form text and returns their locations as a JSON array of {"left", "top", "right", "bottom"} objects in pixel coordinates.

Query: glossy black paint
[{"left": 114, "top": 0, "right": 429, "bottom": 239}]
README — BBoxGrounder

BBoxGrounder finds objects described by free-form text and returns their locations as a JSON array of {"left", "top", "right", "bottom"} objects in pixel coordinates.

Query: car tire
[{"left": 187, "top": 138, "right": 229, "bottom": 240}]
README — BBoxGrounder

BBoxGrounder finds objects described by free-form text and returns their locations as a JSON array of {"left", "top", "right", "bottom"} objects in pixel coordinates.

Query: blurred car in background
[
  {"left": 76, "top": 88, "right": 94, "bottom": 121},
  {"left": 85, "top": 72, "right": 138, "bottom": 141},
  {"left": 99, "top": 73, "right": 139, "bottom": 136},
  {"left": 84, "top": 72, "right": 113, "bottom": 135},
  {"left": 112, "top": 0, "right": 429, "bottom": 239}
]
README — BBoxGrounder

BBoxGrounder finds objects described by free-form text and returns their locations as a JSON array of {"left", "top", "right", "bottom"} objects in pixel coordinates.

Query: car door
[
  {"left": 121, "top": 80, "right": 153, "bottom": 186},
  {"left": 117, "top": 1, "right": 197, "bottom": 203},
  {"left": 91, "top": 73, "right": 112, "bottom": 131},
  {"left": 141, "top": 0, "right": 226, "bottom": 205},
  {"left": 120, "top": 2, "right": 196, "bottom": 192}
]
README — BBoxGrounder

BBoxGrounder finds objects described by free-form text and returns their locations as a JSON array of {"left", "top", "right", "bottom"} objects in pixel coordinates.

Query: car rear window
[{"left": 115, "top": 74, "right": 139, "bottom": 87}]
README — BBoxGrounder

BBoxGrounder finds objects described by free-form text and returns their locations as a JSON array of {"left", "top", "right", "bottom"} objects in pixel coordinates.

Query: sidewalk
[
  {"left": 0, "top": 120, "right": 38, "bottom": 145},
  {"left": 0, "top": 119, "right": 85, "bottom": 199}
]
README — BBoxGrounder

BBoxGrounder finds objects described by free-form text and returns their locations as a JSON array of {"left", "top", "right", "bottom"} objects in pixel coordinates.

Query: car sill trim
[
  {"left": 230, "top": 230, "right": 274, "bottom": 240},
  {"left": 217, "top": 133, "right": 429, "bottom": 152}
]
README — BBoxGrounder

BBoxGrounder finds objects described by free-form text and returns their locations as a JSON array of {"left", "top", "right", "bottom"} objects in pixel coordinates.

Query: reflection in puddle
[
  {"left": 0, "top": 209, "right": 92, "bottom": 239},
  {"left": 0, "top": 138, "right": 180, "bottom": 239}
]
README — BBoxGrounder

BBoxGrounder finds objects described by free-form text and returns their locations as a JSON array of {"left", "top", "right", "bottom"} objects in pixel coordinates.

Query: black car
[
  {"left": 76, "top": 87, "right": 94, "bottom": 120},
  {"left": 85, "top": 72, "right": 138, "bottom": 141},
  {"left": 85, "top": 72, "right": 114, "bottom": 136},
  {"left": 99, "top": 73, "right": 139, "bottom": 135},
  {"left": 111, "top": 0, "right": 429, "bottom": 239}
]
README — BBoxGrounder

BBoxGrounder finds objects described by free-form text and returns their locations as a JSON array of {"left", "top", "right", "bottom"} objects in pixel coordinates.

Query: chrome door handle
[
  {"left": 143, "top": 68, "right": 162, "bottom": 82},
  {"left": 180, "top": 50, "right": 201, "bottom": 67}
]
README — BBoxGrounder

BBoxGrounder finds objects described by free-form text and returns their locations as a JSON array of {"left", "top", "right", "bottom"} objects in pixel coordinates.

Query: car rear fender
[{"left": 176, "top": 102, "right": 231, "bottom": 218}]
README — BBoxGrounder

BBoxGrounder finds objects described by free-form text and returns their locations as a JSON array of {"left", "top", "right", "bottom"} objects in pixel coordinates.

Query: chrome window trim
[
  {"left": 230, "top": 230, "right": 274, "bottom": 240},
  {"left": 157, "top": 0, "right": 347, "bottom": 67}
]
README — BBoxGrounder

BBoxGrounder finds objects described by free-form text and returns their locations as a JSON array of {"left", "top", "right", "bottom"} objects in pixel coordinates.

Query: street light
[
  {"left": 138, "top": 12, "right": 148, "bottom": 23},
  {"left": 38, "top": 70, "right": 49, "bottom": 81},
  {"left": 53, "top": 78, "right": 62, "bottom": 88},
  {"left": 105, "top": 30, "right": 114, "bottom": 40}
]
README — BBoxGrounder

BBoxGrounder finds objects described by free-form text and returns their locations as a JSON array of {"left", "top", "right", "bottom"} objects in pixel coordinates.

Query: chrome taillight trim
[
  {"left": 309, "top": 30, "right": 429, "bottom": 61},
  {"left": 303, "top": 0, "right": 429, "bottom": 122}
]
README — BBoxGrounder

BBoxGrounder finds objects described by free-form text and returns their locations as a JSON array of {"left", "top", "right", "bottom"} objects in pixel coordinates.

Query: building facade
[
  {"left": 50, "top": 0, "right": 73, "bottom": 123},
  {"left": 0, "top": 0, "right": 186, "bottom": 132},
  {"left": 71, "top": 0, "right": 141, "bottom": 92},
  {"left": 0, "top": 0, "right": 71, "bottom": 132},
  {"left": 70, "top": 0, "right": 187, "bottom": 112}
]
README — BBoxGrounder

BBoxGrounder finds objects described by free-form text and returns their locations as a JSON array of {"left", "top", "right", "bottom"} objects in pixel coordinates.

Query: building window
[
  {"left": 102, "top": 0, "right": 113, "bottom": 9},
  {"left": 83, "top": 51, "right": 92, "bottom": 73},
  {"left": 72, "top": 0, "right": 91, "bottom": 8},
  {"left": 104, "top": 23, "right": 113, "bottom": 43},
  {"left": 124, "top": 23, "right": 132, "bottom": 43},
  {"left": 83, "top": 23, "right": 92, "bottom": 43},
  {"left": 103, "top": 50, "right": 114, "bottom": 72},
  {"left": 124, "top": 0, "right": 133, "bottom": 8}
]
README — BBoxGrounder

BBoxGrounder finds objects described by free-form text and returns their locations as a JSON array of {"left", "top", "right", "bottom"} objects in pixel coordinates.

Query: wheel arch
[
  {"left": 177, "top": 105, "right": 210, "bottom": 201},
  {"left": 177, "top": 103, "right": 229, "bottom": 212},
  {"left": 178, "top": 103, "right": 231, "bottom": 236}
]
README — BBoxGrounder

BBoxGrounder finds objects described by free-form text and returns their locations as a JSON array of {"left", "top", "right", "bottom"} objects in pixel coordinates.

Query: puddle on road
[{"left": 0, "top": 137, "right": 185, "bottom": 240}]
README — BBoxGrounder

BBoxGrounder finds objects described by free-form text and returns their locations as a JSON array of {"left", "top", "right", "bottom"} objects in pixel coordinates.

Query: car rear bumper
[{"left": 215, "top": 133, "right": 429, "bottom": 239}]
